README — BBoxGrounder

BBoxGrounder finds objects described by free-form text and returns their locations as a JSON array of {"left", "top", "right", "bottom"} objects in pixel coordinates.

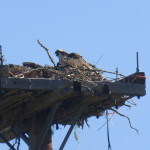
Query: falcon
[{"left": 55, "top": 49, "right": 93, "bottom": 69}]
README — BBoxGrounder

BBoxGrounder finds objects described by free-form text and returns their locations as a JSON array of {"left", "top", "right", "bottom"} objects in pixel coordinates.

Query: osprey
[
  {"left": 55, "top": 49, "right": 106, "bottom": 81},
  {"left": 55, "top": 49, "right": 93, "bottom": 69}
]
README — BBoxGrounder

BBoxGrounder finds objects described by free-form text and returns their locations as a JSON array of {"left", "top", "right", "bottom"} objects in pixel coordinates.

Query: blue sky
[{"left": 0, "top": 0, "right": 149, "bottom": 150}]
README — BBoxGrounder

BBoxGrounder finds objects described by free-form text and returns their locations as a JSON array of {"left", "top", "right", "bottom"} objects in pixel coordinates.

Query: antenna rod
[
  {"left": 0, "top": 45, "right": 3, "bottom": 65},
  {"left": 136, "top": 52, "right": 139, "bottom": 73},
  {"left": 116, "top": 67, "right": 118, "bottom": 82}
]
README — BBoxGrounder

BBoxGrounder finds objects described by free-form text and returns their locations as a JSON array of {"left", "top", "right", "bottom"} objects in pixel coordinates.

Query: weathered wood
[
  {"left": 34, "top": 103, "right": 59, "bottom": 150},
  {"left": 54, "top": 94, "right": 134, "bottom": 125},
  {"left": 95, "top": 82, "right": 146, "bottom": 96},
  {"left": 0, "top": 72, "right": 146, "bottom": 144},
  {"left": 0, "top": 77, "right": 71, "bottom": 90},
  {"left": 29, "top": 114, "right": 52, "bottom": 150},
  {"left": 0, "top": 89, "right": 77, "bottom": 132},
  {"left": 0, "top": 77, "right": 146, "bottom": 96},
  {"left": 0, "top": 80, "right": 146, "bottom": 133}
]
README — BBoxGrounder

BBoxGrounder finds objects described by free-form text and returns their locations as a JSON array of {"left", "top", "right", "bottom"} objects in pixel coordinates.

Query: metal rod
[
  {"left": 20, "top": 132, "right": 29, "bottom": 146},
  {"left": 136, "top": 52, "right": 139, "bottom": 73},
  {"left": 0, "top": 45, "right": 4, "bottom": 65},
  {"left": 0, "top": 133, "right": 16, "bottom": 150},
  {"left": 115, "top": 68, "right": 118, "bottom": 82},
  {"left": 35, "top": 102, "right": 60, "bottom": 150},
  {"left": 59, "top": 106, "right": 86, "bottom": 150}
]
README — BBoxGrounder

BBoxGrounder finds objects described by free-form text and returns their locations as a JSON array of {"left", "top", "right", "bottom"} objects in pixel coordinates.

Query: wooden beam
[
  {"left": 33, "top": 102, "right": 59, "bottom": 150},
  {"left": 0, "top": 77, "right": 72, "bottom": 90},
  {"left": 0, "top": 89, "right": 78, "bottom": 132},
  {"left": 94, "top": 82, "right": 146, "bottom": 96},
  {"left": 28, "top": 114, "right": 51, "bottom": 150},
  {"left": 0, "top": 77, "right": 146, "bottom": 96}
]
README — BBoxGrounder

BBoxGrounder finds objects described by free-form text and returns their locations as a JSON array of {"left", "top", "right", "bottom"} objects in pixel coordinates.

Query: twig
[
  {"left": 98, "top": 111, "right": 116, "bottom": 131},
  {"left": 110, "top": 108, "right": 139, "bottom": 133},
  {"left": 37, "top": 40, "right": 56, "bottom": 67},
  {"left": 124, "top": 103, "right": 131, "bottom": 110},
  {"left": 80, "top": 68, "right": 126, "bottom": 77},
  {"left": 127, "top": 99, "right": 137, "bottom": 106},
  {"left": 95, "top": 53, "right": 104, "bottom": 66},
  {"left": 119, "top": 101, "right": 131, "bottom": 108}
]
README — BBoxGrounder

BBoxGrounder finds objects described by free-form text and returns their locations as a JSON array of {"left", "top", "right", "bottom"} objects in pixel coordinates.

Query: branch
[
  {"left": 37, "top": 40, "right": 56, "bottom": 67},
  {"left": 127, "top": 99, "right": 137, "bottom": 106},
  {"left": 110, "top": 108, "right": 139, "bottom": 133}
]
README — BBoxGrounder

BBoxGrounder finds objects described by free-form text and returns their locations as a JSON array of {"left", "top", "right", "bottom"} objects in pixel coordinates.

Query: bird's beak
[{"left": 55, "top": 51, "right": 58, "bottom": 56}]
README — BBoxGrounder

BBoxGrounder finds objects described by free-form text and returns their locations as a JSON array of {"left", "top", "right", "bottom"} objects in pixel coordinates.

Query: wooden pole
[
  {"left": 28, "top": 103, "right": 59, "bottom": 150},
  {"left": 28, "top": 113, "right": 52, "bottom": 150}
]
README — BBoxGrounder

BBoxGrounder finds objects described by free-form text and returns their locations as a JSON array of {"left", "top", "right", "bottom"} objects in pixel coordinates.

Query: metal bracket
[{"left": 0, "top": 133, "right": 16, "bottom": 150}]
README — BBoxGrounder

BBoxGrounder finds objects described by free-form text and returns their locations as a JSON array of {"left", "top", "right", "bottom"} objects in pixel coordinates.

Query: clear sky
[{"left": 0, "top": 0, "right": 149, "bottom": 150}]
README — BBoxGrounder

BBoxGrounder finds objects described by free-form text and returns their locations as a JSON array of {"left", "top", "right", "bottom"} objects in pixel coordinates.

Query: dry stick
[
  {"left": 98, "top": 111, "right": 116, "bottom": 131},
  {"left": 127, "top": 99, "right": 137, "bottom": 106},
  {"left": 37, "top": 40, "right": 56, "bottom": 67},
  {"left": 94, "top": 54, "right": 104, "bottom": 66},
  {"left": 119, "top": 101, "right": 131, "bottom": 108},
  {"left": 80, "top": 68, "right": 126, "bottom": 77},
  {"left": 110, "top": 108, "right": 139, "bottom": 133}
]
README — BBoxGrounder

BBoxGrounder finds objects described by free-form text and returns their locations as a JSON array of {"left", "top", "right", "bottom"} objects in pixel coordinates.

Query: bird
[
  {"left": 55, "top": 49, "right": 93, "bottom": 69},
  {"left": 55, "top": 49, "right": 69, "bottom": 67},
  {"left": 55, "top": 49, "right": 106, "bottom": 81}
]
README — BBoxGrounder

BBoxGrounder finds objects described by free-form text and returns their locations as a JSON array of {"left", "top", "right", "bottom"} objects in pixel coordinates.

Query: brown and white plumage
[
  {"left": 55, "top": 49, "right": 93, "bottom": 69},
  {"left": 55, "top": 49, "right": 106, "bottom": 81}
]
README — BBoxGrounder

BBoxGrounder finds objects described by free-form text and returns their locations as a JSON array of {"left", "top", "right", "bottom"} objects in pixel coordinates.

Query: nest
[{"left": 8, "top": 62, "right": 106, "bottom": 82}]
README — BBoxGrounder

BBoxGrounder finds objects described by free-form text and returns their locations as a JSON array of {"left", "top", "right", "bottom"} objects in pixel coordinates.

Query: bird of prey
[
  {"left": 55, "top": 49, "right": 106, "bottom": 81},
  {"left": 55, "top": 49, "right": 93, "bottom": 69}
]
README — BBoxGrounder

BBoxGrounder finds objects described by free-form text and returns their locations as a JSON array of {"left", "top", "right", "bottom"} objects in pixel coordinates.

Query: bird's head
[
  {"left": 55, "top": 49, "right": 69, "bottom": 66},
  {"left": 55, "top": 49, "right": 69, "bottom": 58}
]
